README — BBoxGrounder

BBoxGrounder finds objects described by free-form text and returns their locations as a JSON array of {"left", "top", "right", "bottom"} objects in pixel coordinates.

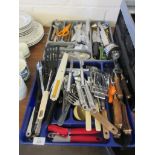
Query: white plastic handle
[
  {"left": 37, "top": 91, "right": 49, "bottom": 120},
  {"left": 85, "top": 111, "right": 92, "bottom": 131},
  {"left": 50, "top": 53, "right": 69, "bottom": 101},
  {"left": 94, "top": 103, "right": 101, "bottom": 131}
]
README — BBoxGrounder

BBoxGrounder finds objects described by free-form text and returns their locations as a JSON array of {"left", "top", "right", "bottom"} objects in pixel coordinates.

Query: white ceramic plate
[
  {"left": 27, "top": 31, "right": 44, "bottom": 46},
  {"left": 19, "top": 21, "right": 33, "bottom": 34},
  {"left": 19, "top": 21, "right": 44, "bottom": 47},
  {"left": 27, "top": 33, "right": 44, "bottom": 47},
  {"left": 19, "top": 26, "right": 33, "bottom": 37},
  {"left": 19, "top": 12, "right": 32, "bottom": 30}
]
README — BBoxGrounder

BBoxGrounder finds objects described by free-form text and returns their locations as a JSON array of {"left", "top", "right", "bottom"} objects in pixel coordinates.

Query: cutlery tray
[
  {"left": 20, "top": 60, "right": 135, "bottom": 147},
  {"left": 47, "top": 20, "right": 92, "bottom": 59}
]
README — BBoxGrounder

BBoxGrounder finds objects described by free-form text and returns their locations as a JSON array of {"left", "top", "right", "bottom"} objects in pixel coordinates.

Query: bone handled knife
[
  {"left": 94, "top": 101, "right": 101, "bottom": 131},
  {"left": 50, "top": 52, "right": 69, "bottom": 101},
  {"left": 90, "top": 110, "right": 118, "bottom": 135},
  {"left": 85, "top": 110, "right": 92, "bottom": 131},
  {"left": 98, "top": 96, "right": 110, "bottom": 139},
  {"left": 113, "top": 94, "right": 123, "bottom": 129}
]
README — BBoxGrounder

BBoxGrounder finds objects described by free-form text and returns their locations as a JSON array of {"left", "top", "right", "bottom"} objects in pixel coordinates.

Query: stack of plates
[{"left": 19, "top": 11, "right": 44, "bottom": 47}]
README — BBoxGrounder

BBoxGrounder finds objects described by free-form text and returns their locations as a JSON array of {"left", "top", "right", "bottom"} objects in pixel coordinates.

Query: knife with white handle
[{"left": 50, "top": 52, "right": 69, "bottom": 101}]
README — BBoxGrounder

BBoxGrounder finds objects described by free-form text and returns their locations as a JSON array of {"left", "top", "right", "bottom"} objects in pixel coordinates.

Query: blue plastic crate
[{"left": 20, "top": 60, "right": 135, "bottom": 147}]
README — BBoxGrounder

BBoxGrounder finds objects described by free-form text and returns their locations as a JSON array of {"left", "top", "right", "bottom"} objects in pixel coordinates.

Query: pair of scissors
[{"left": 56, "top": 23, "right": 71, "bottom": 37}]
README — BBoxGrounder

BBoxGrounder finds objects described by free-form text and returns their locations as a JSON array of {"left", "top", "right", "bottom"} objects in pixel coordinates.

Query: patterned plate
[{"left": 19, "top": 21, "right": 44, "bottom": 47}]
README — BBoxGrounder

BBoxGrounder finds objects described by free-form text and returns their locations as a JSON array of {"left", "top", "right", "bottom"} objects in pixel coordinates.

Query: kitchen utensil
[
  {"left": 120, "top": 73, "right": 131, "bottom": 99},
  {"left": 66, "top": 60, "right": 73, "bottom": 92},
  {"left": 47, "top": 125, "right": 101, "bottom": 143},
  {"left": 34, "top": 46, "right": 61, "bottom": 135},
  {"left": 94, "top": 101, "right": 101, "bottom": 131},
  {"left": 44, "top": 46, "right": 61, "bottom": 125},
  {"left": 36, "top": 61, "right": 45, "bottom": 95},
  {"left": 92, "top": 26, "right": 101, "bottom": 59},
  {"left": 50, "top": 52, "right": 69, "bottom": 101},
  {"left": 56, "top": 23, "right": 71, "bottom": 37},
  {"left": 26, "top": 107, "right": 35, "bottom": 137},
  {"left": 57, "top": 83, "right": 79, "bottom": 126},
  {"left": 121, "top": 102, "right": 132, "bottom": 135},
  {"left": 48, "top": 125, "right": 100, "bottom": 136},
  {"left": 113, "top": 94, "right": 123, "bottom": 129}
]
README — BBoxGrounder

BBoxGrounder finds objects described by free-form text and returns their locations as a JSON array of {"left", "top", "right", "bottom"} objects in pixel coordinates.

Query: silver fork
[{"left": 57, "top": 85, "right": 79, "bottom": 126}]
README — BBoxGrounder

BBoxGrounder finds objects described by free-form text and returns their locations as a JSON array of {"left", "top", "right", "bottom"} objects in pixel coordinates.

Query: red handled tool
[
  {"left": 48, "top": 125, "right": 100, "bottom": 136},
  {"left": 48, "top": 133, "right": 103, "bottom": 143},
  {"left": 47, "top": 125, "right": 102, "bottom": 143}
]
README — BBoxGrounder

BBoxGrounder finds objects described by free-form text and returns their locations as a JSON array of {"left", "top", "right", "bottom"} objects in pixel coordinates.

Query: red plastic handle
[
  {"left": 70, "top": 128, "right": 99, "bottom": 135},
  {"left": 48, "top": 125, "right": 68, "bottom": 136},
  {"left": 71, "top": 136, "right": 103, "bottom": 143},
  {"left": 48, "top": 125, "right": 100, "bottom": 136}
]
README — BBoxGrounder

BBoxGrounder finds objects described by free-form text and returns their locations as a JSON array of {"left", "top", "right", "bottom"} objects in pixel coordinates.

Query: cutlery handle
[
  {"left": 90, "top": 111, "right": 118, "bottom": 135},
  {"left": 93, "top": 42, "right": 100, "bottom": 59},
  {"left": 101, "top": 109, "right": 110, "bottom": 140},
  {"left": 50, "top": 53, "right": 68, "bottom": 101},
  {"left": 31, "top": 72, "right": 42, "bottom": 134},
  {"left": 121, "top": 102, "right": 132, "bottom": 135},
  {"left": 94, "top": 103, "right": 101, "bottom": 131},
  {"left": 70, "top": 128, "right": 99, "bottom": 135},
  {"left": 48, "top": 125, "right": 68, "bottom": 136},
  {"left": 48, "top": 125, "right": 99, "bottom": 136},
  {"left": 114, "top": 75, "right": 123, "bottom": 99},
  {"left": 37, "top": 91, "right": 49, "bottom": 120},
  {"left": 108, "top": 84, "right": 116, "bottom": 104},
  {"left": 113, "top": 95, "right": 123, "bottom": 129},
  {"left": 85, "top": 111, "right": 92, "bottom": 131},
  {"left": 71, "top": 135, "right": 102, "bottom": 143},
  {"left": 120, "top": 75, "right": 131, "bottom": 99},
  {"left": 45, "top": 100, "right": 57, "bottom": 125}
]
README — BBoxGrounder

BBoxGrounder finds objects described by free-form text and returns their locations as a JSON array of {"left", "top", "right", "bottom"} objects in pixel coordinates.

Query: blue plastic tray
[{"left": 20, "top": 60, "right": 135, "bottom": 147}]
